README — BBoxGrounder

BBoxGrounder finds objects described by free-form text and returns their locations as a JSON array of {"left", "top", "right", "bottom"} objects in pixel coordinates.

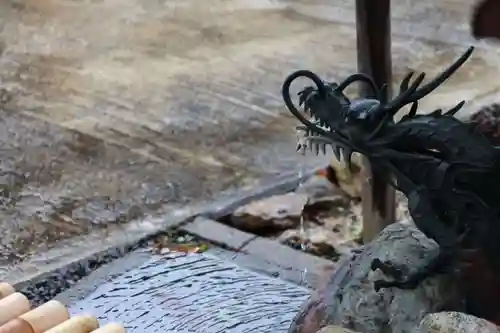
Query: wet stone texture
[{"left": 68, "top": 252, "right": 310, "bottom": 333}]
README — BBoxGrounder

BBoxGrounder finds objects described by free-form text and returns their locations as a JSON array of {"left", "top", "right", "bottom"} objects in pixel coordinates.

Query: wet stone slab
[{"left": 68, "top": 252, "right": 310, "bottom": 333}]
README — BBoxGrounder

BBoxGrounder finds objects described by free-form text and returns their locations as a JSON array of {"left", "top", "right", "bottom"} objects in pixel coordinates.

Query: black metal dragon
[{"left": 282, "top": 46, "right": 500, "bottom": 292}]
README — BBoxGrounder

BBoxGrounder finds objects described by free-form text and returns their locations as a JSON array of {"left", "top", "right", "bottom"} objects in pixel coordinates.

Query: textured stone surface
[
  {"left": 231, "top": 193, "right": 309, "bottom": 232},
  {"left": 208, "top": 248, "right": 326, "bottom": 289},
  {"left": 288, "top": 221, "right": 462, "bottom": 333},
  {"left": 278, "top": 226, "right": 357, "bottom": 258},
  {"left": 417, "top": 312, "right": 500, "bottom": 333},
  {"left": 181, "top": 217, "right": 256, "bottom": 250},
  {"left": 68, "top": 252, "right": 311, "bottom": 333},
  {"left": 316, "top": 326, "right": 361, "bottom": 333},
  {"left": 242, "top": 236, "right": 333, "bottom": 276}
]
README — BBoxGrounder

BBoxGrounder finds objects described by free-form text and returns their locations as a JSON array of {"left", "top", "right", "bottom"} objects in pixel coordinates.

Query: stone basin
[{"left": 63, "top": 250, "right": 311, "bottom": 333}]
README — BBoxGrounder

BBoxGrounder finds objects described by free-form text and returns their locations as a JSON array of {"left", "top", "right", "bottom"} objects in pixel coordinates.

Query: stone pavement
[{"left": 61, "top": 249, "right": 312, "bottom": 333}]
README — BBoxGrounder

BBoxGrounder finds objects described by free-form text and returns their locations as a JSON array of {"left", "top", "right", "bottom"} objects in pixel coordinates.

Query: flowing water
[{"left": 295, "top": 129, "right": 311, "bottom": 284}]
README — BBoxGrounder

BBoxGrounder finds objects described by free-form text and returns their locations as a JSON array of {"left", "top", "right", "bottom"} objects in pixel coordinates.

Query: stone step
[{"left": 63, "top": 249, "right": 312, "bottom": 333}]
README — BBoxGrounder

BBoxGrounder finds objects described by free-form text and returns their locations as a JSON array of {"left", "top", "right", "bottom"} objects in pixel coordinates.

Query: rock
[
  {"left": 230, "top": 192, "right": 309, "bottom": 232},
  {"left": 320, "top": 204, "right": 362, "bottom": 242},
  {"left": 316, "top": 325, "right": 361, "bottom": 333},
  {"left": 295, "top": 175, "right": 349, "bottom": 207},
  {"left": 396, "top": 192, "right": 411, "bottom": 222},
  {"left": 417, "top": 312, "right": 500, "bottom": 333},
  {"left": 288, "top": 220, "right": 462, "bottom": 333},
  {"left": 279, "top": 226, "right": 358, "bottom": 257}
]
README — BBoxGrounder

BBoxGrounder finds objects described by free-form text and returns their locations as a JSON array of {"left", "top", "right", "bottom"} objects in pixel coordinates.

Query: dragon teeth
[
  {"left": 296, "top": 126, "right": 338, "bottom": 157},
  {"left": 318, "top": 123, "right": 330, "bottom": 132},
  {"left": 333, "top": 145, "right": 342, "bottom": 161},
  {"left": 343, "top": 147, "right": 354, "bottom": 170},
  {"left": 321, "top": 143, "right": 327, "bottom": 155},
  {"left": 329, "top": 144, "right": 355, "bottom": 170},
  {"left": 296, "top": 130, "right": 308, "bottom": 154}
]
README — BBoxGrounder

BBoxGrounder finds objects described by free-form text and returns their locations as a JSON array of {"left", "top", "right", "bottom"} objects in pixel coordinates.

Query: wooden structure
[
  {"left": 355, "top": 0, "right": 396, "bottom": 242},
  {"left": 0, "top": 283, "right": 125, "bottom": 333}
]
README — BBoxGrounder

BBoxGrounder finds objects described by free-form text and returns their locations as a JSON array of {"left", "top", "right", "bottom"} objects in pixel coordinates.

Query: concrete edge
[
  {"left": 7, "top": 212, "right": 189, "bottom": 290},
  {"left": 4, "top": 165, "right": 325, "bottom": 289},
  {"left": 180, "top": 216, "right": 334, "bottom": 289}
]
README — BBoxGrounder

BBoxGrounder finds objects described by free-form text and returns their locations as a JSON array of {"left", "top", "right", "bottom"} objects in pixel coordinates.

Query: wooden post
[{"left": 355, "top": 0, "right": 396, "bottom": 242}]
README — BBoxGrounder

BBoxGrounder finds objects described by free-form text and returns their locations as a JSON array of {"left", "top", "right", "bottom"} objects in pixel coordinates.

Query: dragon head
[{"left": 282, "top": 46, "right": 475, "bottom": 169}]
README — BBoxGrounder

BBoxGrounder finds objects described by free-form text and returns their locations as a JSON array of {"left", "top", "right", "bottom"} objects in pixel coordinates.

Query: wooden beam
[{"left": 355, "top": 0, "right": 396, "bottom": 243}]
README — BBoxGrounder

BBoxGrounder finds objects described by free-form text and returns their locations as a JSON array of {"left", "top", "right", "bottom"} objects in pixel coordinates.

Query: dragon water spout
[{"left": 282, "top": 46, "right": 500, "bottom": 294}]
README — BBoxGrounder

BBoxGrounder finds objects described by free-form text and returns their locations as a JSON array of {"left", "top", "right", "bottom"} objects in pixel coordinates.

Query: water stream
[{"left": 296, "top": 129, "right": 310, "bottom": 285}]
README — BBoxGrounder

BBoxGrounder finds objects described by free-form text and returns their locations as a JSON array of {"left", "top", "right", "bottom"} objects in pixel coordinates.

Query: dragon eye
[{"left": 346, "top": 99, "right": 381, "bottom": 123}]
